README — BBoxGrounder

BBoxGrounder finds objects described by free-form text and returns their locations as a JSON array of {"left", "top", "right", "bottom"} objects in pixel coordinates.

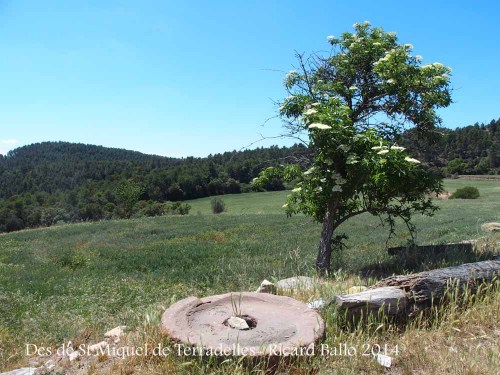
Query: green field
[{"left": 0, "top": 179, "right": 499, "bottom": 373}]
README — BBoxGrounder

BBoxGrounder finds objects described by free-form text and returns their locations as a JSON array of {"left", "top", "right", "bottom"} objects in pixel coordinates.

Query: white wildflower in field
[
  {"left": 309, "top": 123, "right": 331, "bottom": 130},
  {"left": 377, "top": 149, "right": 390, "bottom": 155},
  {"left": 405, "top": 157, "right": 421, "bottom": 164}
]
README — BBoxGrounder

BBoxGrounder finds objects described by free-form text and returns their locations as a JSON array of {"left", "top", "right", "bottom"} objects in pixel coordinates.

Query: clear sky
[{"left": 1, "top": 1, "right": 499, "bottom": 157}]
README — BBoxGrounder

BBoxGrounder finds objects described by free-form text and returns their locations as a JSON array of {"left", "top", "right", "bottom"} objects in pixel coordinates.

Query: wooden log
[
  {"left": 334, "top": 259, "right": 500, "bottom": 319},
  {"left": 334, "top": 287, "right": 408, "bottom": 318}
]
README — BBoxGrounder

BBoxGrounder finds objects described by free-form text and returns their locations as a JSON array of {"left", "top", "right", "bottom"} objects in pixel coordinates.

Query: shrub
[
  {"left": 211, "top": 197, "right": 226, "bottom": 214},
  {"left": 450, "top": 186, "right": 480, "bottom": 199}
]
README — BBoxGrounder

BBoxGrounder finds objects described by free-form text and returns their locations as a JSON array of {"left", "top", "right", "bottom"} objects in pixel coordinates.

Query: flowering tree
[{"left": 253, "top": 22, "right": 452, "bottom": 274}]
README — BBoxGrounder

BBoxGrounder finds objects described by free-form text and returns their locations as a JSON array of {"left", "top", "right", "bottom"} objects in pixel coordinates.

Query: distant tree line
[
  {"left": 0, "top": 118, "right": 498, "bottom": 233},
  {"left": 398, "top": 118, "right": 500, "bottom": 175},
  {"left": 0, "top": 142, "right": 308, "bottom": 232}
]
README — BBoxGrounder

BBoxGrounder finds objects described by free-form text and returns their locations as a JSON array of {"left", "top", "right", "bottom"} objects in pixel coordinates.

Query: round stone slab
[{"left": 161, "top": 292, "right": 324, "bottom": 356}]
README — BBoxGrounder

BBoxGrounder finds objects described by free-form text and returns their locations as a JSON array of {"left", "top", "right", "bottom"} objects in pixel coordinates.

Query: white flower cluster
[
  {"left": 303, "top": 167, "right": 315, "bottom": 175},
  {"left": 303, "top": 108, "right": 318, "bottom": 116},
  {"left": 346, "top": 154, "right": 358, "bottom": 164},
  {"left": 327, "top": 35, "right": 335, "bottom": 42},
  {"left": 404, "top": 157, "right": 420, "bottom": 164},
  {"left": 309, "top": 123, "right": 331, "bottom": 130}
]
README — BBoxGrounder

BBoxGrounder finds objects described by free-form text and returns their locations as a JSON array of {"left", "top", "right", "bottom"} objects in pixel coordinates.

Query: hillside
[
  {"left": 399, "top": 118, "right": 500, "bottom": 173},
  {"left": 0, "top": 118, "right": 499, "bottom": 234},
  {"left": 1, "top": 179, "right": 499, "bottom": 374},
  {"left": 0, "top": 142, "right": 308, "bottom": 232}
]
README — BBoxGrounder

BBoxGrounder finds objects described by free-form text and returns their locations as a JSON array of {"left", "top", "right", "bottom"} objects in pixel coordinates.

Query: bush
[
  {"left": 450, "top": 186, "right": 480, "bottom": 199},
  {"left": 211, "top": 197, "right": 226, "bottom": 214}
]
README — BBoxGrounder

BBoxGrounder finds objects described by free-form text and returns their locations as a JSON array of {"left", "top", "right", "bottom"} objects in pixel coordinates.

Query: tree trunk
[{"left": 316, "top": 200, "right": 336, "bottom": 275}]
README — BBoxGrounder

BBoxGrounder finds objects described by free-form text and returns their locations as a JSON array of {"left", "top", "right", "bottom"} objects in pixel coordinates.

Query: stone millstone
[{"left": 160, "top": 292, "right": 324, "bottom": 356}]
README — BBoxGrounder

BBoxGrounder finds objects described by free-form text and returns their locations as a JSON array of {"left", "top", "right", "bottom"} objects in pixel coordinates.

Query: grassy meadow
[{"left": 0, "top": 179, "right": 499, "bottom": 374}]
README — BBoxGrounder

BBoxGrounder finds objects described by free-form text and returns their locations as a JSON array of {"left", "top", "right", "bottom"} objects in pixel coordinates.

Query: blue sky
[{"left": 1, "top": 1, "right": 499, "bottom": 157}]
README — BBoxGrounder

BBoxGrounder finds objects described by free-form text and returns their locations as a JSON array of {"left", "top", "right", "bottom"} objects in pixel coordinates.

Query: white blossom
[
  {"left": 337, "top": 144, "right": 351, "bottom": 152},
  {"left": 363, "top": 20, "right": 370, "bottom": 25},
  {"left": 311, "top": 102, "right": 321, "bottom": 107},
  {"left": 292, "top": 187, "right": 302, "bottom": 193},
  {"left": 377, "top": 149, "right": 390, "bottom": 155},
  {"left": 353, "top": 23, "right": 359, "bottom": 28},
  {"left": 349, "top": 85, "right": 358, "bottom": 91},
  {"left": 347, "top": 154, "right": 359, "bottom": 164},
  {"left": 371, "top": 145, "right": 386, "bottom": 150},
  {"left": 432, "top": 62, "right": 444, "bottom": 67},
  {"left": 405, "top": 157, "right": 421, "bottom": 164},
  {"left": 303, "top": 108, "right": 318, "bottom": 116},
  {"left": 373, "top": 42, "right": 381, "bottom": 46},
  {"left": 404, "top": 43, "right": 413, "bottom": 49},
  {"left": 332, "top": 185, "right": 343, "bottom": 192},
  {"left": 386, "top": 78, "right": 395, "bottom": 84},
  {"left": 309, "top": 123, "right": 331, "bottom": 130},
  {"left": 391, "top": 146, "right": 405, "bottom": 151},
  {"left": 416, "top": 55, "right": 423, "bottom": 62},
  {"left": 282, "top": 203, "right": 288, "bottom": 208},
  {"left": 303, "top": 167, "right": 315, "bottom": 175},
  {"left": 327, "top": 35, "right": 335, "bottom": 42}
]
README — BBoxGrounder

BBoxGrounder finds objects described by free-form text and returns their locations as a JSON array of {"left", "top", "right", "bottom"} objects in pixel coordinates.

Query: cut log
[
  {"left": 334, "top": 287, "right": 408, "bottom": 317},
  {"left": 334, "top": 259, "right": 500, "bottom": 319}
]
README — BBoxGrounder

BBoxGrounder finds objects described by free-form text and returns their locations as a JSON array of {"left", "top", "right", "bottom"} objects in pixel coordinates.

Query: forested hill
[
  {"left": 400, "top": 118, "right": 500, "bottom": 174},
  {"left": 0, "top": 141, "right": 308, "bottom": 200},
  {"left": 0, "top": 118, "right": 498, "bottom": 234},
  {"left": 0, "top": 142, "right": 182, "bottom": 199},
  {"left": 0, "top": 142, "right": 308, "bottom": 232}
]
